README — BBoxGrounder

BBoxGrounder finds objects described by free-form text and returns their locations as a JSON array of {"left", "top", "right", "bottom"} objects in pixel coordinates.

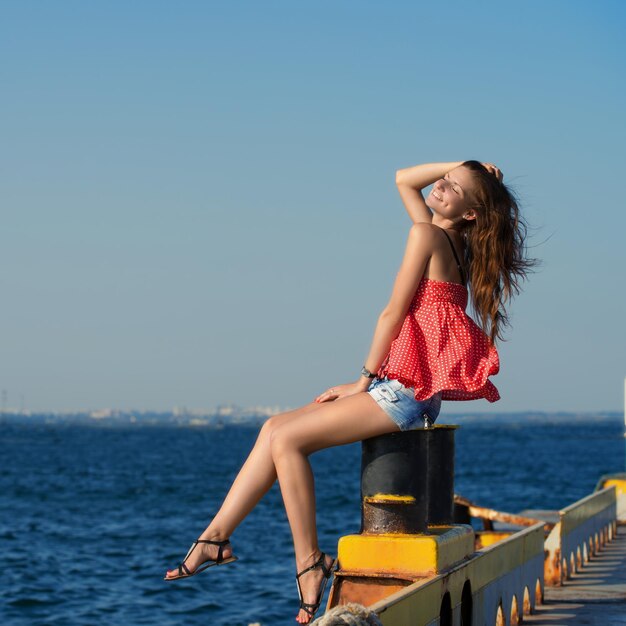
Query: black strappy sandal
[
  {"left": 164, "top": 538, "right": 238, "bottom": 581},
  {"left": 295, "top": 551, "right": 336, "bottom": 622}
]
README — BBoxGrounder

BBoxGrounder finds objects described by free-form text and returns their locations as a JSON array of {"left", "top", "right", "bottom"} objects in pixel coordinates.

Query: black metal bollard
[
  {"left": 426, "top": 426, "right": 456, "bottom": 525},
  {"left": 360, "top": 426, "right": 457, "bottom": 534},
  {"left": 361, "top": 430, "right": 429, "bottom": 534}
]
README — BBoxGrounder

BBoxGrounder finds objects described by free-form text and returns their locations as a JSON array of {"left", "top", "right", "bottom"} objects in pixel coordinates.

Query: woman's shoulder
[
  {"left": 408, "top": 222, "right": 442, "bottom": 252},
  {"left": 407, "top": 222, "right": 442, "bottom": 245}
]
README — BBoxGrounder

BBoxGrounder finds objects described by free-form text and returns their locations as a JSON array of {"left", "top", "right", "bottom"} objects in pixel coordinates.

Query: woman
[{"left": 164, "top": 160, "right": 534, "bottom": 624}]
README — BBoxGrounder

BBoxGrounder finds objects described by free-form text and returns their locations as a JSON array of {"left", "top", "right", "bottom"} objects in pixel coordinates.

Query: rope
[{"left": 312, "top": 603, "right": 383, "bottom": 625}]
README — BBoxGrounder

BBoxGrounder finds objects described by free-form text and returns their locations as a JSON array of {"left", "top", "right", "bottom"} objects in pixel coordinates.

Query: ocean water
[{"left": 1, "top": 418, "right": 623, "bottom": 625}]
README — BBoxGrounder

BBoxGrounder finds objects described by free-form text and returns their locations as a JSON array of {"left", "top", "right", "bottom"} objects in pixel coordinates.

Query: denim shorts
[{"left": 367, "top": 376, "right": 442, "bottom": 431}]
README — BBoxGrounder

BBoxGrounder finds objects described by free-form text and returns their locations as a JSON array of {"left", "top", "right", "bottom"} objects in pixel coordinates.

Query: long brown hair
[{"left": 460, "top": 160, "right": 535, "bottom": 343}]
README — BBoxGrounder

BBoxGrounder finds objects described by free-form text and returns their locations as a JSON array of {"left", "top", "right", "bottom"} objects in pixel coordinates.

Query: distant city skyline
[
  {"left": 1, "top": 1, "right": 625, "bottom": 412},
  {"left": 1, "top": 406, "right": 621, "bottom": 425}
]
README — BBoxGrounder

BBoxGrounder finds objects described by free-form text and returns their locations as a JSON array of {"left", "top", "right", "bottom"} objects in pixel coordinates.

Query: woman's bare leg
[
  {"left": 165, "top": 400, "right": 324, "bottom": 578},
  {"left": 269, "top": 392, "right": 399, "bottom": 623}
]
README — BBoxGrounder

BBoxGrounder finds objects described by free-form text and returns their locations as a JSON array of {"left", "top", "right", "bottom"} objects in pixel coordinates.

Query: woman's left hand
[
  {"left": 481, "top": 162, "right": 503, "bottom": 182},
  {"left": 315, "top": 381, "right": 365, "bottom": 403}
]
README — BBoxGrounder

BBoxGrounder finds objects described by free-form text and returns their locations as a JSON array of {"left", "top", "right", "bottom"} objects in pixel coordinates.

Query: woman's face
[{"left": 427, "top": 166, "right": 477, "bottom": 222}]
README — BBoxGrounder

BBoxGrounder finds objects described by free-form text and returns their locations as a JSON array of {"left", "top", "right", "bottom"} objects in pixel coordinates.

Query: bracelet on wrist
[{"left": 361, "top": 366, "right": 376, "bottom": 379}]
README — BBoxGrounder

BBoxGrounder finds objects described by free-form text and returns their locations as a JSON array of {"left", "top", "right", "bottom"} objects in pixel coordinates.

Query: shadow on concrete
[{"left": 524, "top": 526, "right": 626, "bottom": 625}]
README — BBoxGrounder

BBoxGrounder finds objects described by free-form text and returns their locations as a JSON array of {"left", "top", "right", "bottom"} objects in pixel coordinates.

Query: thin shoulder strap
[{"left": 437, "top": 227, "right": 466, "bottom": 286}]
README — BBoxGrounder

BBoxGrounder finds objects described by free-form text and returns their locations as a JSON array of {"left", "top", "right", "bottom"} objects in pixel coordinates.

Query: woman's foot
[
  {"left": 295, "top": 551, "right": 335, "bottom": 624},
  {"left": 164, "top": 537, "right": 236, "bottom": 580}
]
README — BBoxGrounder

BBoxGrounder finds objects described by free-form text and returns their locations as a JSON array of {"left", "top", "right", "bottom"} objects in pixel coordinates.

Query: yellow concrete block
[
  {"left": 338, "top": 525, "right": 474, "bottom": 576},
  {"left": 603, "top": 478, "right": 626, "bottom": 496},
  {"left": 475, "top": 531, "right": 514, "bottom": 549}
]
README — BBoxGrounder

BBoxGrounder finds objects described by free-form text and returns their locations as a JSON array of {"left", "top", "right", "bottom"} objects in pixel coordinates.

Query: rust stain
[
  {"left": 363, "top": 500, "right": 424, "bottom": 534},
  {"left": 455, "top": 494, "right": 553, "bottom": 532},
  {"left": 544, "top": 547, "right": 562, "bottom": 586},
  {"left": 327, "top": 573, "right": 413, "bottom": 609}
]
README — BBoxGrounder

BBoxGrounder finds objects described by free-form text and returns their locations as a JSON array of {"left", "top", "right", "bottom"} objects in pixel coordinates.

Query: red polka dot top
[{"left": 377, "top": 230, "right": 500, "bottom": 403}]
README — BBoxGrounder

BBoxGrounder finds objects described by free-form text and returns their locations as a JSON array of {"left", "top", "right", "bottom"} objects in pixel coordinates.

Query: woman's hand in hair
[{"left": 481, "top": 162, "right": 503, "bottom": 182}]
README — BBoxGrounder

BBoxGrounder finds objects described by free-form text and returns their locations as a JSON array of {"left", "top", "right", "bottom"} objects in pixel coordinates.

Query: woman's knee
[
  {"left": 260, "top": 412, "right": 297, "bottom": 447},
  {"left": 269, "top": 424, "right": 302, "bottom": 460},
  {"left": 260, "top": 403, "right": 318, "bottom": 442},
  {"left": 259, "top": 414, "right": 280, "bottom": 442}
]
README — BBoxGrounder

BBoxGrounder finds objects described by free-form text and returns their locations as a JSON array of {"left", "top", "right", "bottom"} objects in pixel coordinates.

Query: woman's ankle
[
  {"left": 199, "top": 527, "right": 230, "bottom": 542},
  {"left": 296, "top": 549, "right": 323, "bottom": 571}
]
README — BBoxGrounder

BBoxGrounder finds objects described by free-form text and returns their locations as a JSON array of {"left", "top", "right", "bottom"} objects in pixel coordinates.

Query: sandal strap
[
  {"left": 179, "top": 538, "right": 232, "bottom": 573},
  {"left": 319, "top": 557, "right": 332, "bottom": 578},
  {"left": 294, "top": 553, "right": 334, "bottom": 620},
  {"left": 196, "top": 538, "right": 231, "bottom": 563},
  {"left": 295, "top": 552, "right": 327, "bottom": 579},
  {"left": 299, "top": 601, "right": 320, "bottom": 617}
]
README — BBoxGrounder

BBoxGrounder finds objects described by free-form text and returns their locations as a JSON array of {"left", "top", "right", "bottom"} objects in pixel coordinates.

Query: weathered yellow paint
[
  {"left": 602, "top": 478, "right": 626, "bottom": 496},
  {"left": 364, "top": 494, "right": 416, "bottom": 504},
  {"left": 370, "top": 524, "right": 546, "bottom": 626},
  {"left": 338, "top": 525, "right": 474, "bottom": 576},
  {"left": 473, "top": 524, "right": 544, "bottom": 589},
  {"left": 475, "top": 531, "right": 513, "bottom": 549},
  {"left": 375, "top": 576, "right": 442, "bottom": 625}
]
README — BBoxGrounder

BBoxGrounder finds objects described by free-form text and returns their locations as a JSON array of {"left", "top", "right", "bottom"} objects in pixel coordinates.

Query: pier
[
  {"left": 320, "top": 429, "right": 625, "bottom": 626},
  {"left": 525, "top": 525, "right": 626, "bottom": 625}
]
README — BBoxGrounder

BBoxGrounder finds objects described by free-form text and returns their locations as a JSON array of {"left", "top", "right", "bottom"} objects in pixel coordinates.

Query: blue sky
[{"left": 1, "top": 1, "right": 625, "bottom": 413}]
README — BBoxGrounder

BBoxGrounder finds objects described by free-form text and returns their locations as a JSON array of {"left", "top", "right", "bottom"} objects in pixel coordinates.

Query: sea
[{"left": 1, "top": 415, "right": 624, "bottom": 625}]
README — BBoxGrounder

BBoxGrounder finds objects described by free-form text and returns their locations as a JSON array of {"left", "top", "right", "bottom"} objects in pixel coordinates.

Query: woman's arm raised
[
  {"left": 396, "top": 161, "right": 464, "bottom": 224},
  {"left": 315, "top": 224, "right": 435, "bottom": 402}
]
